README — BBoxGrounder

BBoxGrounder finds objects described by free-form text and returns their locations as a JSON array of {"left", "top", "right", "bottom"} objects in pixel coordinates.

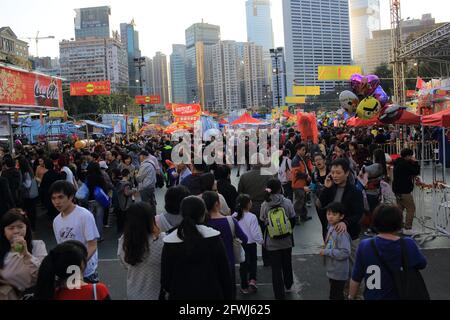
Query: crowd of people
[{"left": 0, "top": 124, "right": 429, "bottom": 300}]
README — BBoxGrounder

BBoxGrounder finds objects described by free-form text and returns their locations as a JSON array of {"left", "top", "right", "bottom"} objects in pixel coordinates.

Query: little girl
[{"left": 232, "top": 194, "right": 263, "bottom": 294}]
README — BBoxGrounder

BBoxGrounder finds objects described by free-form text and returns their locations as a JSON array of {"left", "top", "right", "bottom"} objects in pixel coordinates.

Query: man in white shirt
[{"left": 50, "top": 180, "right": 100, "bottom": 283}]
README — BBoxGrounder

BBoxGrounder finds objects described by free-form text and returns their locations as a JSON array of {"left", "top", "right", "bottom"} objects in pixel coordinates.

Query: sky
[{"left": 1, "top": 0, "right": 449, "bottom": 59}]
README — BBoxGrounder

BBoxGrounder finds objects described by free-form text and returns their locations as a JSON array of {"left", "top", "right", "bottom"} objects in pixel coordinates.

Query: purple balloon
[
  {"left": 350, "top": 74, "right": 363, "bottom": 95},
  {"left": 366, "top": 75, "right": 380, "bottom": 96},
  {"left": 372, "top": 85, "right": 389, "bottom": 107}
]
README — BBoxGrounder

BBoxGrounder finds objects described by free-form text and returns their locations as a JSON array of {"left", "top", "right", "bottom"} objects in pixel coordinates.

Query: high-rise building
[
  {"left": 152, "top": 52, "right": 169, "bottom": 107},
  {"left": 74, "top": 6, "right": 111, "bottom": 40},
  {"left": 242, "top": 43, "right": 264, "bottom": 109},
  {"left": 282, "top": 0, "right": 352, "bottom": 94},
  {"left": 349, "top": 0, "right": 381, "bottom": 71},
  {"left": 365, "top": 14, "right": 443, "bottom": 74},
  {"left": 212, "top": 41, "right": 241, "bottom": 112},
  {"left": 59, "top": 35, "right": 128, "bottom": 92},
  {"left": 246, "top": 0, "right": 274, "bottom": 53},
  {"left": 141, "top": 57, "right": 154, "bottom": 96},
  {"left": 246, "top": 0, "right": 275, "bottom": 96},
  {"left": 170, "top": 44, "right": 188, "bottom": 103},
  {"left": 120, "top": 21, "right": 142, "bottom": 96},
  {"left": 271, "top": 47, "right": 287, "bottom": 108},
  {"left": 185, "top": 22, "right": 221, "bottom": 104}
]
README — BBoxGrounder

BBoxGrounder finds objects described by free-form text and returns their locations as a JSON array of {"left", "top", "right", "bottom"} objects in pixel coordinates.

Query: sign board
[
  {"left": 70, "top": 80, "right": 111, "bottom": 96},
  {"left": 293, "top": 86, "right": 321, "bottom": 96},
  {"left": 286, "top": 96, "right": 306, "bottom": 104},
  {"left": 171, "top": 103, "right": 202, "bottom": 124},
  {"left": 0, "top": 65, "right": 64, "bottom": 108},
  {"left": 135, "top": 95, "right": 161, "bottom": 105},
  {"left": 317, "top": 66, "right": 362, "bottom": 81},
  {"left": 49, "top": 110, "right": 65, "bottom": 118}
]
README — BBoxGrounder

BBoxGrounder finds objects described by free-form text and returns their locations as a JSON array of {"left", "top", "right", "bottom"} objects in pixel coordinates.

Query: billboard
[
  {"left": 171, "top": 103, "right": 202, "bottom": 123},
  {"left": 70, "top": 81, "right": 111, "bottom": 96},
  {"left": 135, "top": 95, "right": 161, "bottom": 105},
  {"left": 0, "top": 65, "right": 63, "bottom": 109},
  {"left": 286, "top": 96, "right": 306, "bottom": 104},
  {"left": 317, "top": 66, "right": 362, "bottom": 81},
  {"left": 293, "top": 86, "right": 321, "bottom": 96}
]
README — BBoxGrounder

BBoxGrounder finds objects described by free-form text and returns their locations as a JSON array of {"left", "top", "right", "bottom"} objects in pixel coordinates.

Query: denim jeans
[{"left": 89, "top": 200, "right": 104, "bottom": 239}]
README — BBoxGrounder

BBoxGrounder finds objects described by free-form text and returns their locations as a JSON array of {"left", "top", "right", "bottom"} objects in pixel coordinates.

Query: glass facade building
[
  {"left": 120, "top": 22, "right": 141, "bottom": 96},
  {"left": 74, "top": 6, "right": 111, "bottom": 40},
  {"left": 170, "top": 44, "right": 188, "bottom": 103}
]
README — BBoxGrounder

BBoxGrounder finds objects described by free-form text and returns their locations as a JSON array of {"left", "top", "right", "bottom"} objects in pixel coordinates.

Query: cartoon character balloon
[
  {"left": 372, "top": 85, "right": 389, "bottom": 107},
  {"left": 356, "top": 97, "right": 382, "bottom": 119},
  {"left": 350, "top": 74, "right": 380, "bottom": 97},
  {"left": 379, "top": 104, "right": 404, "bottom": 124},
  {"left": 339, "top": 90, "right": 359, "bottom": 114}
]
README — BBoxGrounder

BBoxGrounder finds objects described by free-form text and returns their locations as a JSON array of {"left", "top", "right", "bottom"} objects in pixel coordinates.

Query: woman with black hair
[
  {"left": 199, "top": 172, "right": 231, "bottom": 215},
  {"left": 214, "top": 165, "right": 238, "bottom": 213},
  {"left": 118, "top": 202, "right": 164, "bottom": 300},
  {"left": 86, "top": 162, "right": 108, "bottom": 241},
  {"left": 161, "top": 196, "right": 232, "bottom": 300},
  {"left": 156, "top": 185, "right": 191, "bottom": 233},
  {"left": 40, "top": 158, "right": 64, "bottom": 220},
  {"left": 259, "top": 178, "right": 296, "bottom": 300},
  {"left": 0, "top": 209, "right": 47, "bottom": 299},
  {"left": 34, "top": 241, "right": 110, "bottom": 300},
  {"left": 17, "top": 157, "right": 39, "bottom": 231}
]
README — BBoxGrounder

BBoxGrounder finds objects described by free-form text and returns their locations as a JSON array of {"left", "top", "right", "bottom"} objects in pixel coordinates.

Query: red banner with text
[
  {"left": 171, "top": 103, "right": 202, "bottom": 124},
  {"left": 135, "top": 95, "right": 161, "bottom": 104},
  {"left": 70, "top": 80, "right": 111, "bottom": 96},
  {"left": 0, "top": 65, "right": 63, "bottom": 108}
]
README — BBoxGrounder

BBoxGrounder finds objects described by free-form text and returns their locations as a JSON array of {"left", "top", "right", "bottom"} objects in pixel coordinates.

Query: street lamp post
[
  {"left": 134, "top": 57, "right": 146, "bottom": 125},
  {"left": 270, "top": 48, "right": 283, "bottom": 125}
]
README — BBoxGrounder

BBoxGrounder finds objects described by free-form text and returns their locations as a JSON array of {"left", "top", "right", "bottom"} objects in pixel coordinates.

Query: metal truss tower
[{"left": 390, "top": 0, "right": 406, "bottom": 105}]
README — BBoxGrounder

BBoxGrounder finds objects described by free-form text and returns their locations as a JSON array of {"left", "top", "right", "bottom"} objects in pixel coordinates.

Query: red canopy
[
  {"left": 422, "top": 108, "right": 450, "bottom": 127},
  {"left": 347, "top": 111, "right": 421, "bottom": 127},
  {"left": 219, "top": 118, "right": 228, "bottom": 125},
  {"left": 230, "top": 113, "right": 262, "bottom": 125}
]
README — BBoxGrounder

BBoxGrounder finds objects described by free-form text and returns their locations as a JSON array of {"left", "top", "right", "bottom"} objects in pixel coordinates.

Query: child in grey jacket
[{"left": 320, "top": 202, "right": 352, "bottom": 300}]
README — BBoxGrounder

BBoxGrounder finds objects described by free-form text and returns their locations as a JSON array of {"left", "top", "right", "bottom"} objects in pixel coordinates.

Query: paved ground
[{"left": 34, "top": 166, "right": 450, "bottom": 300}]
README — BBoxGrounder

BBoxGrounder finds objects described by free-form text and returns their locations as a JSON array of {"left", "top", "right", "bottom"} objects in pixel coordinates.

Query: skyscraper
[
  {"left": 242, "top": 43, "right": 264, "bottom": 109},
  {"left": 185, "top": 22, "right": 221, "bottom": 104},
  {"left": 246, "top": 0, "right": 274, "bottom": 52},
  {"left": 170, "top": 44, "right": 188, "bottom": 103},
  {"left": 152, "top": 52, "right": 169, "bottom": 108},
  {"left": 212, "top": 41, "right": 241, "bottom": 112},
  {"left": 120, "top": 21, "right": 142, "bottom": 96},
  {"left": 349, "top": 0, "right": 381, "bottom": 71},
  {"left": 271, "top": 47, "right": 287, "bottom": 108},
  {"left": 142, "top": 57, "right": 154, "bottom": 96},
  {"left": 283, "top": 0, "right": 351, "bottom": 94},
  {"left": 74, "top": 6, "right": 111, "bottom": 40}
]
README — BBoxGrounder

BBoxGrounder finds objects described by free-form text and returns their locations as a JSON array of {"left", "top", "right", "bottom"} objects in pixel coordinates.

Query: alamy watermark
[{"left": 170, "top": 122, "right": 280, "bottom": 176}]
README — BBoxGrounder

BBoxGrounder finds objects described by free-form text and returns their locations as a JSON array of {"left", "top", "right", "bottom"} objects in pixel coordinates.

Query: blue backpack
[{"left": 94, "top": 186, "right": 111, "bottom": 208}]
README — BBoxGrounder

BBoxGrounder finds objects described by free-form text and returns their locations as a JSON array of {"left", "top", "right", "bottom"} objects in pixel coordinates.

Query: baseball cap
[{"left": 99, "top": 161, "right": 108, "bottom": 170}]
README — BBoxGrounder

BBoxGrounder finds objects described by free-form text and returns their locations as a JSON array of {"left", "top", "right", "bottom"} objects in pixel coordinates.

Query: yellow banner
[
  {"left": 317, "top": 66, "right": 362, "bottom": 81},
  {"left": 49, "top": 111, "right": 65, "bottom": 118},
  {"left": 293, "top": 86, "right": 321, "bottom": 96},
  {"left": 286, "top": 96, "right": 306, "bottom": 104}
]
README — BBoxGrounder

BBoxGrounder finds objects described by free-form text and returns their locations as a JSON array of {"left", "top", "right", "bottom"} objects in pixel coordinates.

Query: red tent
[
  {"left": 230, "top": 113, "right": 263, "bottom": 125},
  {"left": 347, "top": 111, "right": 421, "bottom": 127},
  {"left": 422, "top": 108, "right": 450, "bottom": 127},
  {"left": 219, "top": 118, "right": 228, "bottom": 125}
]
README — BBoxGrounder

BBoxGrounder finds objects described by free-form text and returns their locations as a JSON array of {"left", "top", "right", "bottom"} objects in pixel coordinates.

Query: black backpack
[{"left": 371, "top": 238, "right": 430, "bottom": 300}]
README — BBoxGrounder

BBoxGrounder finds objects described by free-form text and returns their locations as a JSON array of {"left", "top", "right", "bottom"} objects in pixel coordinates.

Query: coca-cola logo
[{"left": 34, "top": 79, "right": 59, "bottom": 101}]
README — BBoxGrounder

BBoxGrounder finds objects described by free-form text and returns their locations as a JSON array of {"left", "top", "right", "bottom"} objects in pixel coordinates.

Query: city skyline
[{"left": 1, "top": 0, "right": 448, "bottom": 59}]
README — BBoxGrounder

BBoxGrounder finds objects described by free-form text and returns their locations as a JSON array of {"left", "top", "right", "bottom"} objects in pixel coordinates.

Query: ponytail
[
  {"left": 235, "top": 194, "right": 251, "bottom": 221},
  {"left": 265, "top": 178, "right": 282, "bottom": 202},
  {"left": 178, "top": 197, "right": 206, "bottom": 254}
]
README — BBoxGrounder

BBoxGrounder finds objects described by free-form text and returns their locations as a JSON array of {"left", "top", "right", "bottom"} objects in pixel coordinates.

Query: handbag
[
  {"left": 226, "top": 216, "right": 245, "bottom": 264},
  {"left": 94, "top": 186, "right": 111, "bottom": 208},
  {"left": 371, "top": 238, "right": 430, "bottom": 300},
  {"left": 26, "top": 178, "right": 39, "bottom": 199},
  {"left": 75, "top": 183, "right": 89, "bottom": 200}
]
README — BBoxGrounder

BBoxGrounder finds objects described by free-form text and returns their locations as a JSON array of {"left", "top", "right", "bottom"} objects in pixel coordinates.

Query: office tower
[
  {"left": 74, "top": 6, "right": 111, "bottom": 40},
  {"left": 170, "top": 44, "right": 188, "bottom": 103},
  {"left": 141, "top": 57, "right": 154, "bottom": 96},
  {"left": 283, "top": 0, "right": 352, "bottom": 94},
  {"left": 349, "top": 0, "right": 381, "bottom": 71},
  {"left": 152, "top": 52, "right": 169, "bottom": 107},
  {"left": 120, "top": 21, "right": 142, "bottom": 96},
  {"left": 242, "top": 42, "right": 264, "bottom": 109}
]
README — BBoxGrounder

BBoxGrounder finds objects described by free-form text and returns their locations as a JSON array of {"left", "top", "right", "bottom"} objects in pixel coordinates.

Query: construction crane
[
  {"left": 390, "top": 0, "right": 406, "bottom": 105},
  {"left": 19, "top": 31, "right": 55, "bottom": 57}
]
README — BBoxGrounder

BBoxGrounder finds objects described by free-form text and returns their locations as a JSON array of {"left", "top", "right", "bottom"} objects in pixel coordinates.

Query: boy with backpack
[
  {"left": 259, "top": 178, "right": 296, "bottom": 300},
  {"left": 320, "top": 202, "right": 352, "bottom": 300}
]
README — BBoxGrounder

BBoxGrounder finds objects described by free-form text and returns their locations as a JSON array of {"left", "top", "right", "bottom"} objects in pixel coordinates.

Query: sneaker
[
  {"left": 249, "top": 280, "right": 258, "bottom": 292},
  {"left": 240, "top": 288, "right": 250, "bottom": 295},
  {"left": 402, "top": 228, "right": 416, "bottom": 236}
]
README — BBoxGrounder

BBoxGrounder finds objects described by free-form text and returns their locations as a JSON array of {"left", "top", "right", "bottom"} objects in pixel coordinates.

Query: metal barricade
[
  {"left": 433, "top": 184, "right": 450, "bottom": 237},
  {"left": 380, "top": 141, "right": 438, "bottom": 162}
]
